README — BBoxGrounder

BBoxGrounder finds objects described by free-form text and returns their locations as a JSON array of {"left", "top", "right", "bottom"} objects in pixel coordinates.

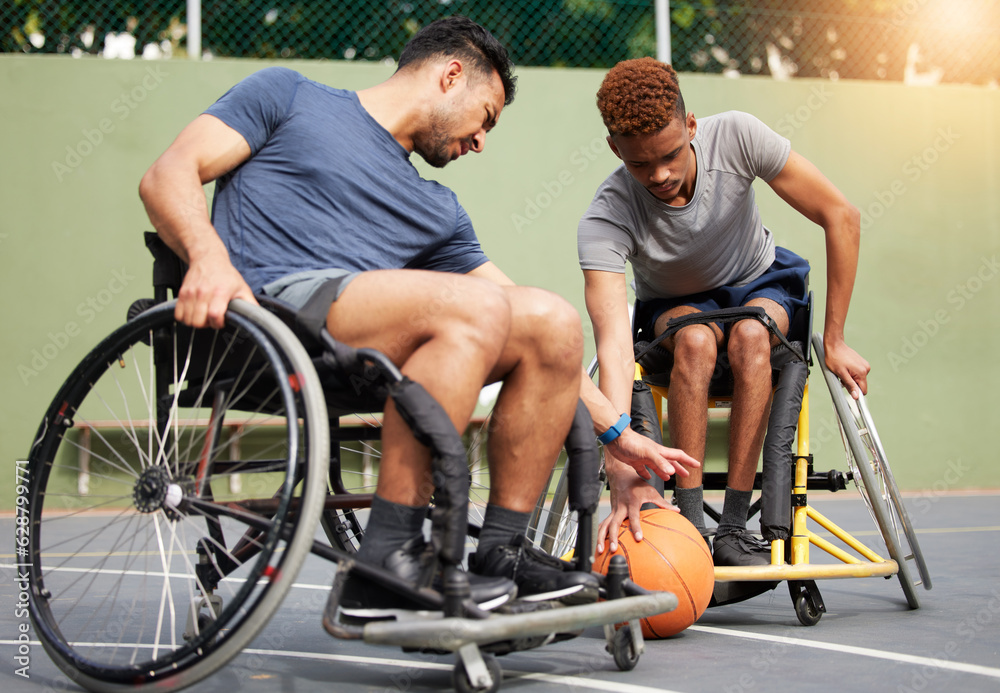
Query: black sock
[
  {"left": 716, "top": 487, "right": 753, "bottom": 537},
  {"left": 476, "top": 504, "right": 531, "bottom": 556},
  {"left": 356, "top": 495, "right": 427, "bottom": 565},
  {"left": 674, "top": 485, "right": 707, "bottom": 534}
]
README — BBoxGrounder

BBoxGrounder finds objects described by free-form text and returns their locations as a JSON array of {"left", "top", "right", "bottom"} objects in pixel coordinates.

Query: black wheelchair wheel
[
  {"left": 25, "top": 300, "right": 327, "bottom": 692},
  {"left": 610, "top": 625, "right": 641, "bottom": 671},
  {"left": 452, "top": 652, "right": 502, "bottom": 693},
  {"left": 464, "top": 405, "right": 598, "bottom": 562},
  {"left": 793, "top": 592, "right": 823, "bottom": 626}
]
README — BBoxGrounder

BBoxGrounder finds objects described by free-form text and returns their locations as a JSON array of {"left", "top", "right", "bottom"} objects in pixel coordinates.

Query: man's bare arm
[
  {"left": 768, "top": 150, "right": 870, "bottom": 397},
  {"left": 138, "top": 114, "right": 256, "bottom": 328}
]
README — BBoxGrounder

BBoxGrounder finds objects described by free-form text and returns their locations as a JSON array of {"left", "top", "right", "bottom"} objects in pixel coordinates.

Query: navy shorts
[{"left": 635, "top": 246, "right": 810, "bottom": 339}]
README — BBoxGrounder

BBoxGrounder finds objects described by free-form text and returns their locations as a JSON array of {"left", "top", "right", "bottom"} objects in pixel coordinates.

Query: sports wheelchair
[
  {"left": 552, "top": 283, "right": 932, "bottom": 626},
  {"left": 23, "top": 234, "right": 676, "bottom": 693}
]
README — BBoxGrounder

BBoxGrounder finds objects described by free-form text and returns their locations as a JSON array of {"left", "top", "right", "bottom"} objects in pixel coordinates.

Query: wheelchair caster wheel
[
  {"left": 610, "top": 626, "right": 641, "bottom": 671},
  {"left": 789, "top": 579, "right": 826, "bottom": 626},
  {"left": 183, "top": 594, "right": 223, "bottom": 643},
  {"left": 184, "top": 613, "right": 220, "bottom": 646},
  {"left": 452, "top": 652, "right": 501, "bottom": 693},
  {"left": 794, "top": 592, "right": 823, "bottom": 626}
]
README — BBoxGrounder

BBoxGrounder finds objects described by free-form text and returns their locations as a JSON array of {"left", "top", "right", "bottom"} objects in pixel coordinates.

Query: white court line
[
  {"left": 25, "top": 574, "right": 1000, "bottom": 680},
  {"left": 688, "top": 625, "right": 1000, "bottom": 680},
  {"left": 0, "top": 641, "right": 678, "bottom": 693},
  {"left": 240, "top": 648, "right": 683, "bottom": 693},
  {"left": 13, "top": 573, "right": 1000, "bottom": 687},
  {"left": 8, "top": 617, "right": 999, "bottom": 689}
]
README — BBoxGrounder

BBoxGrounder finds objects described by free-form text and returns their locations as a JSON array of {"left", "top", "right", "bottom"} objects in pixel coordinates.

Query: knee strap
[{"left": 633, "top": 307, "right": 805, "bottom": 365}]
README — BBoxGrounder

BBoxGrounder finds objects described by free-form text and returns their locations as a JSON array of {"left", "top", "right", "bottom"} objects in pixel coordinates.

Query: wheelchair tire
[
  {"left": 812, "top": 334, "right": 930, "bottom": 609},
  {"left": 533, "top": 459, "right": 602, "bottom": 560},
  {"left": 610, "top": 625, "right": 641, "bottom": 671},
  {"left": 793, "top": 591, "right": 823, "bottom": 626},
  {"left": 25, "top": 300, "right": 328, "bottom": 692},
  {"left": 319, "top": 412, "right": 383, "bottom": 553},
  {"left": 452, "top": 652, "right": 502, "bottom": 693},
  {"left": 464, "top": 417, "right": 585, "bottom": 560}
]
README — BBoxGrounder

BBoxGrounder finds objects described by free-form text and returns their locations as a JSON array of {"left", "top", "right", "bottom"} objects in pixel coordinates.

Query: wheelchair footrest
[
  {"left": 714, "top": 560, "right": 899, "bottom": 582},
  {"left": 360, "top": 592, "right": 677, "bottom": 652}
]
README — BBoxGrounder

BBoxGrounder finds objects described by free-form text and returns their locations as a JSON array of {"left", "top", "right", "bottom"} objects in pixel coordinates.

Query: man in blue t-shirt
[{"left": 140, "top": 17, "right": 698, "bottom": 618}]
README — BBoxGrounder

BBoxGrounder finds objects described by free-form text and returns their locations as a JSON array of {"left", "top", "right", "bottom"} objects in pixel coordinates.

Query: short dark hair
[
  {"left": 398, "top": 16, "right": 517, "bottom": 106},
  {"left": 597, "top": 57, "right": 685, "bottom": 136}
]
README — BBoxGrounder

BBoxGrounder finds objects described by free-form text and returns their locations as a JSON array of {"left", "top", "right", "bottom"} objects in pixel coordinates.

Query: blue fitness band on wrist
[{"left": 598, "top": 413, "right": 631, "bottom": 445}]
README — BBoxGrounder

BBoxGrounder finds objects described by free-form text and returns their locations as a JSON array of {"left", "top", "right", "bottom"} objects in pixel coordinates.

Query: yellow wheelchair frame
[{"left": 639, "top": 331, "right": 931, "bottom": 625}]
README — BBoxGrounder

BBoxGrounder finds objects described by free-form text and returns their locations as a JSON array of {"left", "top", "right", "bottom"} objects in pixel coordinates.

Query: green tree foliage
[{"left": 2, "top": 0, "right": 997, "bottom": 85}]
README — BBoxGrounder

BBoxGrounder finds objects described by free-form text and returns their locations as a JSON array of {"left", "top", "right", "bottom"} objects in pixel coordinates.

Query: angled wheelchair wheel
[
  {"left": 316, "top": 387, "right": 527, "bottom": 560},
  {"left": 532, "top": 457, "right": 601, "bottom": 561},
  {"left": 469, "top": 358, "right": 605, "bottom": 561},
  {"left": 464, "top": 407, "right": 597, "bottom": 562},
  {"left": 25, "top": 300, "right": 328, "bottom": 692},
  {"left": 326, "top": 407, "right": 490, "bottom": 556},
  {"left": 812, "top": 334, "right": 931, "bottom": 609},
  {"left": 321, "top": 411, "right": 382, "bottom": 553}
]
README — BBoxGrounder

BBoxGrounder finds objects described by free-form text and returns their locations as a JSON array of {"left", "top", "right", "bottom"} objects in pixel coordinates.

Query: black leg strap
[{"left": 634, "top": 306, "right": 805, "bottom": 365}]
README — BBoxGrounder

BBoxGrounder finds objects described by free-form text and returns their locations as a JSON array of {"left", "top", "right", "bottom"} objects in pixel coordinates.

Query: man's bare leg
[
  {"left": 323, "top": 269, "right": 525, "bottom": 614},
  {"left": 712, "top": 297, "right": 790, "bottom": 573},
  {"left": 469, "top": 286, "right": 601, "bottom": 602},
  {"left": 482, "top": 286, "right": 583, "bottom": 514},
  {"left": 325, "top": 270, "right": 511, "bottom": 508},
  {"left": 654, "top": 308, "right": 723, "bottom": 532},
  {"left": 725, "top": 297, "right": 790, "bottom": 493}
]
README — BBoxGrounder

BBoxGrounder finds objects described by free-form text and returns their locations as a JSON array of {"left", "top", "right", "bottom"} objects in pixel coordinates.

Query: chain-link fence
[{"left": 3, "top": 1, "right": 998, "bottom": 85}]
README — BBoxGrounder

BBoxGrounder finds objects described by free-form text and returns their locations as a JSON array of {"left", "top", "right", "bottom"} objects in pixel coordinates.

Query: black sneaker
[
  {"left": 338, "top": 537, "right": 517, "bottom": 619},
  {"left": 710, "top": 530, "right": 778, "bottom": 607},
  {"left": 470, "top": 535, "right": 600, "bottom": 605},
  {"left": 712, "top": 530, "right": 772, "bottom": 567}
]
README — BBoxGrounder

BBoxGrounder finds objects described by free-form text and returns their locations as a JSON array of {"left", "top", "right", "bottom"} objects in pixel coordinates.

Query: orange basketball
[{"left": 594, "top": 508, "right": 715, "bottom": 638}]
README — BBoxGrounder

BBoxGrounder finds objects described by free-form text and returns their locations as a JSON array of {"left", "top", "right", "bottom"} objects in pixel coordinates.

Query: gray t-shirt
[{"left": 577, "top": 111, "right": 791, "bottom": 301}]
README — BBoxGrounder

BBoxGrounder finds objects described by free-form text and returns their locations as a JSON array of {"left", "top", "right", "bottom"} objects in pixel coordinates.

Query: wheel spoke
[{"left": 28, "top": 301, "right": 327, "bottom": 690}]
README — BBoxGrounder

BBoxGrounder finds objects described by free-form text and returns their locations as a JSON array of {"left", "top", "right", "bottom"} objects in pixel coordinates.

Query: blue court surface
[{"left": 2, "top": 492, "right": 998, "bottom": 693}]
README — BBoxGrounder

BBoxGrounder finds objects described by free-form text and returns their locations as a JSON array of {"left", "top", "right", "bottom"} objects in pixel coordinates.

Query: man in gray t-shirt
[{"left": 577, "top": 58, "right": 870, "bottom": 587}]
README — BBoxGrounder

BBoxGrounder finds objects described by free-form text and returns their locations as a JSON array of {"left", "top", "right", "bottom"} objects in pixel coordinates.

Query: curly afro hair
[{"left": 597, "top": 57, "right": 685, "bottom": 136}]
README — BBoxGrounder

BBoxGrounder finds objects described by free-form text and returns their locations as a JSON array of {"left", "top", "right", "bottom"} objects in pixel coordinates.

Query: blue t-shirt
[{"left": 204, "top": 67, "right": 489, "bottom": 293}]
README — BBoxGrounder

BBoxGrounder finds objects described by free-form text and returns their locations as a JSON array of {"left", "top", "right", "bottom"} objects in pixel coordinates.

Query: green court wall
[{"left": 2, "top": 55, "right": 997, "bottom": 510}]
